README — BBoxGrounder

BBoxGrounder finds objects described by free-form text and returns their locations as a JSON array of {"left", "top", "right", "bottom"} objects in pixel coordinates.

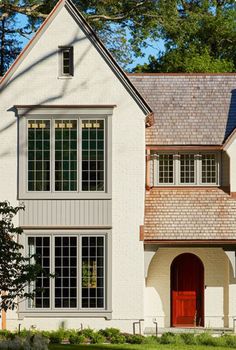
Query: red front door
[{"left": 171, "top": 253, "right": 204, "bottom": 327}]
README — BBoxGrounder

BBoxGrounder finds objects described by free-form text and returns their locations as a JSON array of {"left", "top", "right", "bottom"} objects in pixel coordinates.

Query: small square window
[{"left": 59, "top": 47, "right": 73, "bottom": 77}]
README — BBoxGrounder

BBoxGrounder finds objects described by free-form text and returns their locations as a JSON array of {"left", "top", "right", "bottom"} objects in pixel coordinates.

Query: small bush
[
  {"left": 99, "top": 328, "right": 121, "bottom": 338},
  {"left": 90, "top": 331, "right": 105, "bottom": 344},
  {"left": 69, "top": 334, "right": 85, "bottom": 344},
  {"left": 78, "top": 328, "right": 95, "bottom": 340},
  {"left": 46, "top": 330, "right": 64, "bottom": 344},
  {"left": 180, "top": 333, "right": 196, "bottom": 345},
  {"left": 160, "top": 332, "right": 177, "bottom": 344},
  {"left": 110, "top": 334, "right": 126, "bottom": 344},
  {"left": 196, "top": 332, "right": 218, "bottom": 346},
  {"left": 126, "top": 334, "right": 145, "bottom": 344},
  {"left": 144, "top": 335, "right": 160, "bottom": 344}
]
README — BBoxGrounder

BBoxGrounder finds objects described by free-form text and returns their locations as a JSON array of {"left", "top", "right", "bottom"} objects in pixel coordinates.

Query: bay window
[{"left": 18, "top": 107, "right": 113, "bottom": 199}]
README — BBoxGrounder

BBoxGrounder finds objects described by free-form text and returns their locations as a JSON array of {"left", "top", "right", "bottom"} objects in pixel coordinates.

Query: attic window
[{"left": 59, "top": 46, "right": 73, "bottom": 77}]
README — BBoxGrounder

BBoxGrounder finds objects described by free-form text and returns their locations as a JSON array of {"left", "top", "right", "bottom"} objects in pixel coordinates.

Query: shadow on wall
[{"left": 224, "top": 89, "right": 236, "bottom": 142}]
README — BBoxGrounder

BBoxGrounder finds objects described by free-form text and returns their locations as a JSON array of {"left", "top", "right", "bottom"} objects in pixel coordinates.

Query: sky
[{"left": 16, "top": 14, "right": 164, "bottom": 71}]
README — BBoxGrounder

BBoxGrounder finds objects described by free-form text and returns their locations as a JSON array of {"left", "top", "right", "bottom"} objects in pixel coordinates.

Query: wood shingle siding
[{"left": 144, "top": 187, "right": 236, "bottom": 240}]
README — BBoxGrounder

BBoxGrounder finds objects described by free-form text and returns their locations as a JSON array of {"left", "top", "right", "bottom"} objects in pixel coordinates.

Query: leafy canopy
[
  {"left": 0, "top": 0, "right": 235, "bottom": 74},
  {"left": 0, "top": 201, "right": 42, "bottom": 311}
]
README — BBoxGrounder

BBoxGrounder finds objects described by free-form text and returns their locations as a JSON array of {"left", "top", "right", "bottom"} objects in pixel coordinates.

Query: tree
[
  {"left": 0, "top": 13, "right": 22, "bottom": 76},
  {"left": 0, "top": 201, "right": 42, "bottom": 311},
  {"left": 0, "top": 0, "right": 235, "bottom": 74},
  {"left": 0, "top": 0, "right": 160, "bottom": 71},
  {"left": 134, "top": 0, "right": 236, "bottom": 73}
]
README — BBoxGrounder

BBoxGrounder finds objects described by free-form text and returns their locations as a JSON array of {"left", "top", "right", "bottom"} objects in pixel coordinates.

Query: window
[
  {"left": 28, "top": 234, "right": 106, "bottom": 310},
  {"left": 59, "top": 47, "right": 73, "bottom": 77},
  {"left": 154, "top": 153, "right": 219, "bottom": 186},
  {"left": 26, "top": 117, "right": 106, "bottom": 193}
]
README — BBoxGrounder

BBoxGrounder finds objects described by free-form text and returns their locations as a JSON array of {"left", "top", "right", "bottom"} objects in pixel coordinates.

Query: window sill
[
  {"left": 57, "top": 76, "right": 73, "bottom": 79},
  {"left": 18, "top": 192, "right": 112, "bottom": 200},
  {"left": 18, "top": 310, "right": 112, "bottom": 320}
]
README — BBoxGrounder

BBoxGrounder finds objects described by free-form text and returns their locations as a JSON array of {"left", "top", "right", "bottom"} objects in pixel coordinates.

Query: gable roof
[
  {"left": 129, "top": 73, "right": 236, "bottom": 145},
  {"left": 0, "top": 0, "right": 152, "bottom": 120}
]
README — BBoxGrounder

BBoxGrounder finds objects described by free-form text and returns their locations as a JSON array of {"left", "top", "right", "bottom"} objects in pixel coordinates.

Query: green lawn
[{"left": 49, "top": 345, "right": 234, "bottom": 350}]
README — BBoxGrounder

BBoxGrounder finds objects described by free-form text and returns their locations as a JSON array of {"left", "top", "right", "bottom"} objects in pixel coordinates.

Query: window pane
[
  {"left": 81, "top": 120, "right": 105, "bottom": 192},
  {"left": 54, "top": 237, "right": 77, "bottom": 308},
  {"left": 27, "top": 120, "right": 50, "bottom": 191},
  {"left": 54, "top": 120, "right": 77, "bottom": 191},
  {"left": 158, "top": 154, "right": 174, "bottom": 184},
  {"left": 81, "top": 236, "right": 105, "bottom": 309},
  {"left": 202, "top": 154, "right": 216, "bottom": 183},
  {"left": 28, "top": 237, "right": 50, "bottom": 308},
  {"left": 180, "top": 154, "right": 195, "bottom": 184}
]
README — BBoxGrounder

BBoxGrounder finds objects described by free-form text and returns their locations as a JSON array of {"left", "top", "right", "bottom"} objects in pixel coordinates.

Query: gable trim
[{"left": 0, "top": 0, "right": 65, "bottom": 88}]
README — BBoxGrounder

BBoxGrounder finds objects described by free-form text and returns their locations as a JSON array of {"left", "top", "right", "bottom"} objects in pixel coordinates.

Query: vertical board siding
[{"left": 20, "top": 200, "right": 112, "bottom": 227}]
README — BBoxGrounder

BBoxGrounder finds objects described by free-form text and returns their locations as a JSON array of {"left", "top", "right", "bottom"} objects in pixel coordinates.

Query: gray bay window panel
[{"left": 19, "top": 199, "right": 112, "bottom": 227}]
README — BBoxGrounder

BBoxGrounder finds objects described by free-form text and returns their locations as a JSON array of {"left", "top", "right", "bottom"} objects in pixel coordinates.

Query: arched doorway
[{"left": 171, "top": 253, "right": 204, "bottom": 327}]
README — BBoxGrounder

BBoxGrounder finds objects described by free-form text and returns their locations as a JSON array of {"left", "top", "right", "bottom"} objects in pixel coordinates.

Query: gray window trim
[
  {"left": 152, "top": 151, "right": 220, "bottom": 187},
  {"left": 58, "top": 46, "right": 74, "bottom": 78},
  {"left": 18, "top": 108, "right": 112, "bottom": 199},
  {"left": 18, "top": 230, "right": 112, "bottom": 320}
]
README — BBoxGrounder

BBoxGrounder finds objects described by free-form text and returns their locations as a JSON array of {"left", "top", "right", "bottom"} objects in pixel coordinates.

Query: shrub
[
  {"left": 90, "top": 331, "right": 105, "bottom": 344},
  {"left": 160, "top": 332, "right": 177, "bottom": 344},
  {"left": 126, "top": 334, "right": 145, "bottom": 344},
  {"left": 46, "top": 329, "right": 64, "bottom": 344},
  {"left": 196, "top": 332, "right": 218, "bottom": 346},
  {"left": 99, "top": 328, "right": 121, "bottom": 338},
  {"left": 69, "top": 334, "right": 85, "bottom": 344},
  {"left": 144, "top": 335, "right": 160, "bottom": 344},
  {"left": 110, "top": 334, "right": 126, "bottom": 344},
  {"left": 0, "top": 334, "right": 49, "bottom": 350},
  {"left": 78, "top": 328, "right": 95, "bottom": 340},
  {"left": 180, "top": 333, "right": 196, "bottom": 345}
]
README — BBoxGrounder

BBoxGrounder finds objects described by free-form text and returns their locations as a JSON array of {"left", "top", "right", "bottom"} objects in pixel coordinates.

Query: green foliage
[
  {"left": 180, "top": 333, "right": 196, "bottom": 345},
  {"left": 125, "top": 334, "right": 145, "bottom": 344},
  {"left": 89, "top": 332, "right": 105, "bottom": 344},
  {"left": 68, "top": 334, "right": 85, "bottom": 345},
  {"left": 143, "top": 335, "right": 160, "bottom": 344},
  {"left": 196, "top": 332, "right": 218, "bottom": 346},
  {"left": 0, "top": 201, "right": 44, "bottom": 311},
  {"left": 160, "top": 332, "right": 179, "bottom": 344},
  {"left": 134, "top": 0, "right": 236, "bottom": 73},
  {"left": 98, "top": 328, "right": 125, "bottom": 344}
]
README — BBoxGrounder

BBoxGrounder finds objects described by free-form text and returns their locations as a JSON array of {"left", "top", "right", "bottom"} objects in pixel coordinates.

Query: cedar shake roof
[
  {"left": 144, "top": 188, "right": 236, "bottom": 240},
  {"left": 129, "top": 74, "right": 236, "bottom": 145}
]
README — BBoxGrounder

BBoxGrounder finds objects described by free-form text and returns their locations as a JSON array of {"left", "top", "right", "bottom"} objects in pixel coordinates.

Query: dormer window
[
  {"left": 59, "top": 46, "right": 73, "bottom": 77},
  {"left": 152, "top": 152, "right": 219, "bottom": 186}
]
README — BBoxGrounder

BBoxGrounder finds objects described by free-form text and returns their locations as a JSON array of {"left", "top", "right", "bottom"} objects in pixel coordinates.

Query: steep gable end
[{"left": 0, "top": 0, "right": 152, "bottom": 118}]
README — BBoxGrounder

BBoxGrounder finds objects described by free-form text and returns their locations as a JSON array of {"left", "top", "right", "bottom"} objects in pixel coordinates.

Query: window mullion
[
  {"left": 78, "top": 235, "right": 81, "bottom": 310},
  {"left": 174, "top": 154, "right": 179, "bottom": 185},
  {"left": 197, "top": 153, "right": 201, "bottom": 185},
  {"left": 51, "top": 235, "right": 54, "bottom": 310}
]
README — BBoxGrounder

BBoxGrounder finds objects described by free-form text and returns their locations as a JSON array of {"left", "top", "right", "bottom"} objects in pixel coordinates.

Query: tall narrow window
[
  {"left": 180, "top": 154, "right": 195, "bottom": 184},
  {"left": 81, "top": 120, "right": 105, "bottom": 191},
  {"left": 202, "top": 154, "right": 216, "bottom": 183},
  {"left": 60, "top": 47, "right": 73, "bottom": 76},
  {"left": 55, "top": 237, "right": 77, "bottom": 308},
  {"left": 81, "top": 236, "right": 105, "bottom": 309},
  {"left": 28, "top": 237, "right": 50, "bottom": 308},
  {"left": 28, "top": 120, "right": 50, "bottom": 191},
  {"left": 158, "top": 154, "right": 174, "bottom": 184},
  {"left": 54, "top": 120, "right": 77, "bottom": 191}
]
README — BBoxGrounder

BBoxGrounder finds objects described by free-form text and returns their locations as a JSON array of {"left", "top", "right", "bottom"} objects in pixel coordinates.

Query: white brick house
[{"left": 1, "top": 0, "right": 236, "bottom": 333}]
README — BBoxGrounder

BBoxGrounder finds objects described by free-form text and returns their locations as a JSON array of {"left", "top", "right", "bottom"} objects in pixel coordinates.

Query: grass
[{"left": 49, "top": 345, "right": 236, "bottom": 350}]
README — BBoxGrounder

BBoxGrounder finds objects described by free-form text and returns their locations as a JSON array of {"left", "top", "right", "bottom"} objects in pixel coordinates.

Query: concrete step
[{"left": 144, "top": 327, "right": 234, "bottom": 336}]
